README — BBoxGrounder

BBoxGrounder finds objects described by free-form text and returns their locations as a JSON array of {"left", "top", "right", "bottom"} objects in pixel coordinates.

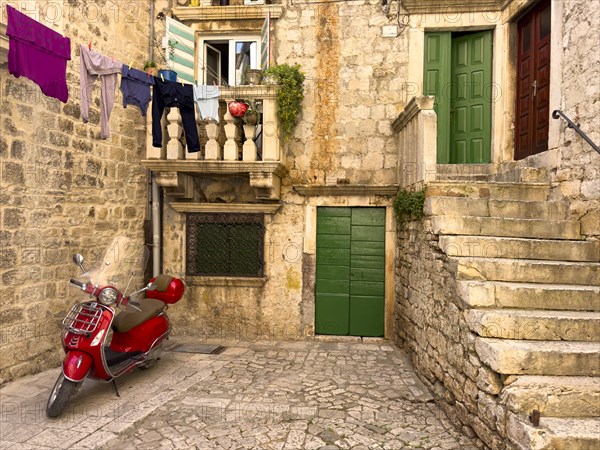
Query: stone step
[
  {"left": 501, "top": 376, "right": 600, "bottom": 418},
  {"left": 457, "top": 281, "right": 600, "bottom": 311},
  {"left": 453, "top": 257, "right": 600, "bottom": 286},
  {"left": 440, "top": 236, "right": 599, "bottom": 262},
  {"left": 435, "top": 164, "right": 492, "bottom": 181},
  {"left": 425, "top": 197, "right": 569, "bottom": 220},
  {"left": 492, "top": 166, "right": 549, "bottom": 183},
  {"left": 427, "top": 181, "right": 551, "bottom": 202},
  {"left": 465, "top": 309, "right": 600, "bottom": 341},
  {"left": 475, "top": 338, "right": 600, "bottom": 376},
  {"left": 507, "top": 414, "right": 600, "bottom": 450},
  {"left": 432, "top": 216, "right": 581, "bottom": 240}
]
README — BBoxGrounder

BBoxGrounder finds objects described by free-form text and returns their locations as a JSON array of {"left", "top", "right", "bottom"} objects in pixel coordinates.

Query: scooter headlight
[{"left": 98, "top": 287, "right": 118, "bottom": 306}]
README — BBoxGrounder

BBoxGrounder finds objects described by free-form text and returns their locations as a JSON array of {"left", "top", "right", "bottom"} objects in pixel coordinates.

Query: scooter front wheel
[{"left": 46, "top": 373, "right": 80, "bottom": 418}]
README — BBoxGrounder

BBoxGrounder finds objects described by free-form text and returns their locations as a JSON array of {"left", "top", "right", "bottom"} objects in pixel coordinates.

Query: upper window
[
  {"left": 197, "top": 35, "right": 260, "bottom": 86},
  {"left": 186, "top": 213, "right": 265, "bottom": 277}
]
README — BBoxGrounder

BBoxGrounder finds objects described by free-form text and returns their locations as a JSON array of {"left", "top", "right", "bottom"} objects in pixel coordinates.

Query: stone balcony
[
  {"left": 142, "top": 85, "right": 286, "bottom": 201},
  {"left": 171, "top": 1, "right": 283, "bottom": 32}
]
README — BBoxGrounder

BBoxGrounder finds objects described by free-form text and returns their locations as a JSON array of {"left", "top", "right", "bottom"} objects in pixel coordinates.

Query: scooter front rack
[{"left": 62, "top": 301, "right": 103, "bottom": 335}]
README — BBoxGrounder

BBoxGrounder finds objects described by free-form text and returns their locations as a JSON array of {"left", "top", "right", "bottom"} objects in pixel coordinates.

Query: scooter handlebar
[{"left": 69, "top": 279, "right": 86, "bottom": 289}]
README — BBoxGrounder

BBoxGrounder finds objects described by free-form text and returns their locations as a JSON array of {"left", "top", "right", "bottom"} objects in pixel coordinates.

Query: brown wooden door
[{"left": 515, "top": 0, "right": 552, "bottom": 160}]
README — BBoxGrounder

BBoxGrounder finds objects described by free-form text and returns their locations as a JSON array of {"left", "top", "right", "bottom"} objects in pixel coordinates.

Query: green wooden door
[
  {"left": 424, "top": 32, "right": 452, "bottom": 164},
  {"left": 450, "top": 31, "right": 493, "bottom": 163},
  {"left": 315, "top": 207, "right": 385, "bottom": 337},
  {"left": 424, "top": 30, "right": 493, "bottom": 164}
]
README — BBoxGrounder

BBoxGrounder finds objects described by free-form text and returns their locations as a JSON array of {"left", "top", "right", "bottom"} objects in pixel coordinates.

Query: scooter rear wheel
[{"left": 46, "top": 373, "right": 80, "bottom": 418}]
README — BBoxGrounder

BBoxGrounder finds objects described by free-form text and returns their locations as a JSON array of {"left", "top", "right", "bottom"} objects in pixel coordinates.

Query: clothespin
[
  {"left": 160, "top": 73, "right": 164, "bottom": 82},
  {"left": 88, "top": 41, "right": 92, "bottom": 50},
  {"left": 129, "top": 60, "right": 134, "bottom": 69}
]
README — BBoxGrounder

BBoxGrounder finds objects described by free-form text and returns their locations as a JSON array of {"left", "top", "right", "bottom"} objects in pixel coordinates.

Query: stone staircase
[{"left": 425, "top": 174, "right": 600, "bottom": 450}]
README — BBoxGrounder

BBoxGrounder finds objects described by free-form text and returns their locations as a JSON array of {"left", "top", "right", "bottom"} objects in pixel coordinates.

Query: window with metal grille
[{"left": 187, "top": 213, "right": 264, "bottom": 277}]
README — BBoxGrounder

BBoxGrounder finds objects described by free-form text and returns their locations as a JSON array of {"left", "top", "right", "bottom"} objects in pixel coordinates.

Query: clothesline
[{"left": 6, "top": 4, "right": 220, "bottom": 148}]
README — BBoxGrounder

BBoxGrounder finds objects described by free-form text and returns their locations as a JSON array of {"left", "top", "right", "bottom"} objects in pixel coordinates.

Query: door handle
[{"left": 532, "top": 80, "right": 537, "bottom": 97}]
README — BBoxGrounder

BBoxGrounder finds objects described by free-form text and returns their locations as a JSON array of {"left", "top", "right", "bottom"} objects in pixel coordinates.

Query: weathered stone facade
[
  {"left": 395, "top": 218, "right": 507, "bottom": 448},
  {"left": 0, "top": 1, "right": 597, "bottom": 448},
  {"left": 394, "top": 2, "right": 599, "bottom": 449},
  {"left": 530, "top": 0, "right": 599, "bottom": 236},
  {"left": 160, "top": 0, "right": 406, "bottom": 339},
  {"left": 0, "top": 2, "right": 150, "bottom": 383}
]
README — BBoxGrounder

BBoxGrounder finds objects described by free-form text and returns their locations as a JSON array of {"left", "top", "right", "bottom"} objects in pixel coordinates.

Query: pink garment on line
[
  {"left": 6, "top": 5, "right": 71, "bottom": 103},
  {"left": 79, "top": 45, "right": 123, "bottom": 140}
]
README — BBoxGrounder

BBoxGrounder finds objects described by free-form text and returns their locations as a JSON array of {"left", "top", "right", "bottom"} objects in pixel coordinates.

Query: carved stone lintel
[
  {"left": 249, "top": 172, "right": 282, "bottom": 200},
  {"left": 154, "top": 171, "right": 194, "bottom": 199}
]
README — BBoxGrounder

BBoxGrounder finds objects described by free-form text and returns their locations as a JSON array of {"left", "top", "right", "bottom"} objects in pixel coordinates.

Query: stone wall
[
  {"left": 514, "top": 0, "right": 599, "bottom": 237},
  {"left": 0, "top": 2, "right": 150, "bottom": 384},
  {"left": 393, "top": 3, "right": 599, "bottom": 448},
  {"left": 162, "top": 195, "right": 308, "bottom": 342},
  {"left": 160, "top": 0, "right": 405, "bottom": 339},
  {"left": 395, "top": 220, "right": 510, "bottom": 450},
  {"left": 275, "top": 0, "right": 407, "bottom": 186}
]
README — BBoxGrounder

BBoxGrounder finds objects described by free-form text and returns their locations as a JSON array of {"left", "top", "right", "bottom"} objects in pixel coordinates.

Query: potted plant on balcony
[
  {"left": 245, "top": 68, "right": 263, "bottom": 85},
  {"left": 262, "top": 63, "right": 305, "bottom": 141},
  {"left": 157, "top": 38, "right": 178, "bottom": 82},
  {"left": 243, "top": 100, "right": 261, "bottom": 126},
  {"left": 143, "top": 60, "right": 158, "bottom": 76}
]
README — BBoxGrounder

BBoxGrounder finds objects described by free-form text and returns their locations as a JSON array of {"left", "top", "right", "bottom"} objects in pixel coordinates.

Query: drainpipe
[{"left": 149, "top": 0, "right": 161, "bottom": 277}]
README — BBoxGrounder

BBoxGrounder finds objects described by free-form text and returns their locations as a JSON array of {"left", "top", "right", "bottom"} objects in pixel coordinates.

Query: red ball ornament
[{"left": 228, "top": 101, "right": 249, "bottom": 117}]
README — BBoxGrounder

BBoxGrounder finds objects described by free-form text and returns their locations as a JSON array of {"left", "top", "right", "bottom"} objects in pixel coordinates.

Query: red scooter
[{"left": 46, "top": 252, "right": 184, "bottom": 418}]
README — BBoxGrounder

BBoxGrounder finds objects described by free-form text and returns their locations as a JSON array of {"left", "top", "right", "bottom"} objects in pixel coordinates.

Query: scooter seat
[{"left": 112, "top": 298, "right": 166, "bottom": 333}]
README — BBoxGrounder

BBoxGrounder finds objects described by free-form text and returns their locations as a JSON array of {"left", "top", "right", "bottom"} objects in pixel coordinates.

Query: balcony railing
[{"left": 143, "top": 85, "right": 286, "bottom": 201}]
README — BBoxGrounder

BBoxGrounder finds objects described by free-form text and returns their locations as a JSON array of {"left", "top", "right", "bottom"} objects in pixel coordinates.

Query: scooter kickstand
[{"left": 112, "top": 379, "right": 121, "bottom": 397}]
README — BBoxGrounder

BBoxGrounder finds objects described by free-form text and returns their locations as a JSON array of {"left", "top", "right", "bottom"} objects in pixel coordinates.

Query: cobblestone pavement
[{"left": 0, "top": 339, "right": 479, "bottom": 449}]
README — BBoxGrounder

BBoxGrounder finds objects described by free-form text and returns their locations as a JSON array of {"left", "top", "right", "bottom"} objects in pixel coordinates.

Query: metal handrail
[{"left": 552, "top": 110, "right": 600, "bottom": 154}]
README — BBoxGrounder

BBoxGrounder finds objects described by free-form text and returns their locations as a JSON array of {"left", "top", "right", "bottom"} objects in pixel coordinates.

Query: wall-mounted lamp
[{"left": 156, "top": 12, "right": 166, "bottom": 21}]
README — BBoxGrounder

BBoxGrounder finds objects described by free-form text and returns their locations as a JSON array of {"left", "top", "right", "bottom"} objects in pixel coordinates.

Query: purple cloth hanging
[{"left": 6, "top": 5, "right": 71, "bottom": 103}]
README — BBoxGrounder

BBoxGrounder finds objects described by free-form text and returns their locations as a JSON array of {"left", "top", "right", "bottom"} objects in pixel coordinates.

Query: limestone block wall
[
  {"left": 274, "top": 0, "right": 408, "bottom": 186},
  {"left": 0, "top": 2, "right": 150, "bottom": 383},
  {"left": 519, "top": 0, "right": 600, "bottom": 237},
  {"left": 395, "top": 221, "right": 509, "bottom": 449},
  {"left": 162, "top": 196, "right": 308, "bottom": 342}
]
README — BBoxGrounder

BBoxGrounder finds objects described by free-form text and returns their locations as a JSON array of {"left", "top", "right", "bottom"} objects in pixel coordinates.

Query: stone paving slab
[{"left": 0, "top": 339, "right": 479, "bottom": 449}]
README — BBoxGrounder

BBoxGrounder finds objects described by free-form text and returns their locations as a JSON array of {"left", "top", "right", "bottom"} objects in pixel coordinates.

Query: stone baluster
[
  {"left": 223, "top": 109, "right": 239, "bottom": 161},
  {"left": 166, "top": 108, "right": 184, "bottom": 160},
  {"left": 204, "top": 121, "right": 220, "bottom": 160},
  {"left": 243, "top": 123, "right": 258, "bottom": 161}
]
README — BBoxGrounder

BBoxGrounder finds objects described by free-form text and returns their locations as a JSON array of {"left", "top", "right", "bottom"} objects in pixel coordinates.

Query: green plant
[
  {"left": 143, "top": 60, "right": 157, "bottom": 69},
  {"left": 393, "top": 188, "right": 426, "bottom": 226},
  {"left": 243, "top": 99, "right": 261, "bottom": 126},
  {"left": 151, "top": 36, "right": 178, "bottom": 70},
  {"left": 262, "top": 63, "right": 305, "bottom": 141}
]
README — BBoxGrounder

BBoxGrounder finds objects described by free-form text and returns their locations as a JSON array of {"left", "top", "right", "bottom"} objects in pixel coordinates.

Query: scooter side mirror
[
  {"left": 146, "top": 282, "right": 156, "bottom": 291},
  {"left": 73, "top": 254, "right": 86, "bottom": 273}
]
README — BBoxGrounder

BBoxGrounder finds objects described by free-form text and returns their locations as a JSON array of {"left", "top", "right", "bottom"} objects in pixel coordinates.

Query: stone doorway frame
[
  {"left": 297, "top": 192, "right": 396, "bottom": 340},
  {"left": 404, "top": 0, "right": 563, "bottom": 165}
]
